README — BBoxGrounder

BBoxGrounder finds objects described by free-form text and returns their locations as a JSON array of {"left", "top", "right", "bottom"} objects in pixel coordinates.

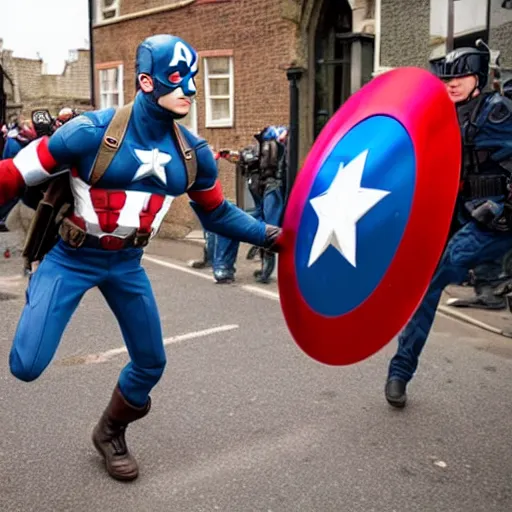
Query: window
[
  {"left": 204, "top": 56, "right": 234, "bottom": 128},
  {"left": 99, "top": 65, "right": 124, "bottom": 109},
  {"left": 97, "top": 0, "right": 120, "bottom": 22},
  {"left": 179, "top": 99, "right": 198, "bottom": 135}
]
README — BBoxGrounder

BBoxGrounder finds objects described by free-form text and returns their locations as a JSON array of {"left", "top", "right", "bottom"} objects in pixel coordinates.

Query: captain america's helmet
[
  {"left": 429, "top": 47, "right": 490, "bottom": 90},
  {"left": 136, "top": 34, "right": 198, "bottom": 98}
]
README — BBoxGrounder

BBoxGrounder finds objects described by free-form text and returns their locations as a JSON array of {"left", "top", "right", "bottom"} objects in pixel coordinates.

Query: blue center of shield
[{"left": 295, "top": 115, "right": 416, "bottom": 317}]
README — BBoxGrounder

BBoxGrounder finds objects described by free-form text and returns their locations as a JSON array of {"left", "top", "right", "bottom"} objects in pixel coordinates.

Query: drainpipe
[
  {"left": 446, "top": 0, "right": 455, "bottom": 52},
  {"left": 485, "top": 0, "right": 491, "bottom": 44},
  {"left": 373, "top": 0, "right": 381, "bottom": 75},
  {"left": 285, "top": 66, "right": 304, "bottom": 200},
  {"left": 88, "top": 0, "right": 96, "bottom": 107}
]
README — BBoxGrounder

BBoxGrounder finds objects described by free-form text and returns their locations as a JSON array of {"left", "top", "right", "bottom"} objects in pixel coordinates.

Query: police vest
[{"left": 461, "top": 92, "right": 512, "bottom": 199}]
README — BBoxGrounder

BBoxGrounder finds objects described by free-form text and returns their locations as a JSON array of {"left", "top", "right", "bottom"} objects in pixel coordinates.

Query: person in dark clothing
[{"left": 385, "top": 45, "right": 512, "bottom": 408}]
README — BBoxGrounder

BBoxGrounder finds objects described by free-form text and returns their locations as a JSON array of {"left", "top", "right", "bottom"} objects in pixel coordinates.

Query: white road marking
[
  {"left": 143, "top": 255, "right": 281, "bottom": 302},
  {"left": 240, "top": 284, "right": 279, "bottom": 301},
  {"left": 79, "top": 324, "right": 239, "bottom": 364},
  {"left": 144, "top": 254, "right": 504, "bottom": 337},
  {"left": 437, "top": 307, "right": 503, "bottom": 334},
  {"left": 143, "top": 255, "right": 215, "bottom": 282}
]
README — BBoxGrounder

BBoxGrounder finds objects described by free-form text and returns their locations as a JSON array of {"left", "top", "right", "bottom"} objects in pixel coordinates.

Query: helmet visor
[{"left": 430, "top": 52, "right": 487, "bottom": 80}]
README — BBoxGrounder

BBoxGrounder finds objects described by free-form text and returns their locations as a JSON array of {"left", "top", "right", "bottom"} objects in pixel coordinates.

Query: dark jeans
[
  {"left": 0, "top": 197, "right": 19, "bottom": 223},
  {"left": 388, "top": 221, "right": 512, "bottom": 383},
  {"left": 10, "top": 240, "right": 165, "bottom": 408},
  {"left": 212, "top": 185, "right": 284, "bottom": 279}
]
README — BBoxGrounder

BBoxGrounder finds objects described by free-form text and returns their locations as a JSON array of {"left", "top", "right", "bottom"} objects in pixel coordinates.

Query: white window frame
[
  {"left": 179, "top": 99, "right": 198, "bottom": 135},
  {"left": 96, "top": 0, "right": 121, "bottom": 22},
  {"left": 98, "top": 64, "right": 124, "bottom": 109},
  {"left": 204, "top": 56, "right": 234, "bottom": 128}
]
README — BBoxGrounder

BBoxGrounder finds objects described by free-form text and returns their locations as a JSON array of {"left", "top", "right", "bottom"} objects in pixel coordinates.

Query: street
[{"left": 0, "top": 248, "right": 512, "bottom": 512}]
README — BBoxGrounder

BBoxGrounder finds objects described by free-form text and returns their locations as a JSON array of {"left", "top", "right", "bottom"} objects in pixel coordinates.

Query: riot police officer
[
  {"left": 212, "top": 126, "right": 287, "bottom": 284},
  {"left": 385, "top": 45, "right": 512, "bottom": 408},
  {"left": 207, "top": 143, "right": 263, "bottom": 283}
]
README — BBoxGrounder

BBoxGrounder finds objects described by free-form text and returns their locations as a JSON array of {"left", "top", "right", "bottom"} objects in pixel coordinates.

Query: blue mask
[{"left": 136, "top": 34, "right": 199, "bottom": 100}]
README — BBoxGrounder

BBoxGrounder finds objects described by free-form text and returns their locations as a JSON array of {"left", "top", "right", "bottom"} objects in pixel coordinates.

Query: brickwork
[
  {"left": 1, "top": 47, "right": 92, "bottom": 120},
  {"left": 93, "top": 0, "right": 296, "bottom": 235},
  {"left": 118, "top": 0, "right": 193, "bottom": 16}
]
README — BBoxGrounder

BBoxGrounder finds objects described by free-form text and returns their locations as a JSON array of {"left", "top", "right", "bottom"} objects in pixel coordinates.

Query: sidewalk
[{"left": 2, "top": 229, "right": 511, "bottom": 338}]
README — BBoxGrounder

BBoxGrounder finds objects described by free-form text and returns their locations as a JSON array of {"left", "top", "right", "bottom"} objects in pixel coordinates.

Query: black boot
[
  {"left": 254, "top": 251, "right": 275, "bottom": 284},
  {"left": 447, "top": 294, "right": 505, "bottom": 310},
  {"left": 246, "top": 245, "right": 259, "bottom": 260},
  {"left": 385, "top": 378, "right": 407, "bottom": 408},
  {"left": 92, "top": 385, "right": 151, "bottom": 481},
  {"left": 188, "top": 245, "right": 212, "bottom": 269}
]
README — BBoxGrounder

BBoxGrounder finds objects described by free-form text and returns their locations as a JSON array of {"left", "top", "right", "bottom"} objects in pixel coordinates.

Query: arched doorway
[{"left": 296, "top": 0, "right": 375, "bottom": 161}]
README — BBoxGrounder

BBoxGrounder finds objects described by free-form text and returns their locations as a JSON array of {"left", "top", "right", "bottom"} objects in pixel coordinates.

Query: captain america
[
  {"left": 0, "top": 34, "right": 281, "bottom": 481},
  {"left": 385, "top": 45, "right": 512, "bottom": 408}
]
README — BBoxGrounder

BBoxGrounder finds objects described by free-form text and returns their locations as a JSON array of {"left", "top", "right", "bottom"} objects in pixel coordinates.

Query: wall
[
  {"left": 379, "top": 0, "right": 512, "bottom": 70},
  {"left": 1, "top": 46, "right": 92, "bottom": 120},
  {"left": 94, "top": 0, "right": 296, "bottom": 237},
  {"left": 490, "top": 0, "right": 512, "bottom": 67},
  {"left": 380, "top": 0, "right": 430, "bottom": 68}
]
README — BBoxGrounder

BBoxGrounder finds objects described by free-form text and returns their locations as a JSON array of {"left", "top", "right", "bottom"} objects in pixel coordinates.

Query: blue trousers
[
  {"left": 213, "top": 186, "right": 284, "bottom": 276},
  {"left": 388, "top": 221, "right": 512, "bottom": 383},
  {"left": 9, "top": 240, "right": 166, "bottom": 407},
  {"left": 0, "top": 197, "right": 19, "bottom": 222}
]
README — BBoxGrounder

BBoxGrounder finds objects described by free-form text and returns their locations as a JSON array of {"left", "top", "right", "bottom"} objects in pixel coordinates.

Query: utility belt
[
  {"left": 463, "top": 173, "right": 507, "bottom": 200},
  {"left": 59, "top": 217, "right": 151, "bottom": 251},
  {"left": 259, "top": 168, "right": 279, "bottom": 180}
]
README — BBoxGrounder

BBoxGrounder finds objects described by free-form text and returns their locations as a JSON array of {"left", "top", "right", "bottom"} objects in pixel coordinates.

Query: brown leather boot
[{"left": 92, "top": 385, "right": 151, "bottom": 481}]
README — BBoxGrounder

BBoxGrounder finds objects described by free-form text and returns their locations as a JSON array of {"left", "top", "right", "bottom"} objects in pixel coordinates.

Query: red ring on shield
[{"left": 278, "top": 67, "right": 461, "bottom": 366}]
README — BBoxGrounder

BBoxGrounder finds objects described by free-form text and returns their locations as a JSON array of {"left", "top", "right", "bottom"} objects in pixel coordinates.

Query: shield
[{"left": 278, "top": 67, "right": 461, "bottom": 366}]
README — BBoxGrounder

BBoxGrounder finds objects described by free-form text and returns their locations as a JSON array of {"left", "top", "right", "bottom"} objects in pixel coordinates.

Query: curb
[
  {"left": 184, "top": 238, "right": 205, "bottom": 246},
  {"left": 437, "top": 305, "right": 512, "bottom": 338}
]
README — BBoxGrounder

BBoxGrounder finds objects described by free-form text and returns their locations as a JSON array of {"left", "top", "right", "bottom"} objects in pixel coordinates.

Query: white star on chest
[
  {"left": 132, "top": 149, "right": 171, "bottom": 185},
  {"left": 307, "top": 149, "right": 391, "bottom": 268}
]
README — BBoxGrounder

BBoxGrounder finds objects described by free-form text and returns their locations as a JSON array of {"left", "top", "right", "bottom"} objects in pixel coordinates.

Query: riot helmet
[{"left": 429, "top": 47, "right": 490, "bottom": 91}]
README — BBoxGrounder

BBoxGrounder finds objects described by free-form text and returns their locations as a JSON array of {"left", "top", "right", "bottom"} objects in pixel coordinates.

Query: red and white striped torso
[{"left": 68, "top": 168, "right": 174, "bottom": 239}]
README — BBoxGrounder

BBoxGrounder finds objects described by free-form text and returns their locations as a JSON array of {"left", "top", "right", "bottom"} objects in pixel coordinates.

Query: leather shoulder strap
[
  {"left": 173, "top": 122, "right": 198, "bottom": 190},
  {"left": 89, "top": 102, "right": 134, "bottom": 186}
]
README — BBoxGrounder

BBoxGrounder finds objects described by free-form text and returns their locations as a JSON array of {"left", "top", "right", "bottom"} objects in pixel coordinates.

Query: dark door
[{"left": 313, "top": 0, "right": 353, "bottom": 139}]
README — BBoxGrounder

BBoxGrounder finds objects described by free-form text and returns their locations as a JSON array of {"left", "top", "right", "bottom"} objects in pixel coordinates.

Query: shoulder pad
[
  {"left": 81, "top": 108, "right": 116, "bottom": 128},
  {"left": 486, "top": 93, "right": 512, "bottom": 124}
]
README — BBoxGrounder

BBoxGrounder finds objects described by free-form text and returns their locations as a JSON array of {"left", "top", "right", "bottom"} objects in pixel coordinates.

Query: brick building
[
  {"left": 0, "top": 41, "right": 92, "bottom": 122},
  {"left": 91, "top": 0, "right": 512, "bottom": 236},
  {"left": 92, "top": 0, "right": 376, "bottom": 235}
]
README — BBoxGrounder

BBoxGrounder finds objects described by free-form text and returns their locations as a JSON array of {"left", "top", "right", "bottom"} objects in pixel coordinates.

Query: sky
[{"left": 0, "top": 0, "right": 90, "bottom": 74}]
